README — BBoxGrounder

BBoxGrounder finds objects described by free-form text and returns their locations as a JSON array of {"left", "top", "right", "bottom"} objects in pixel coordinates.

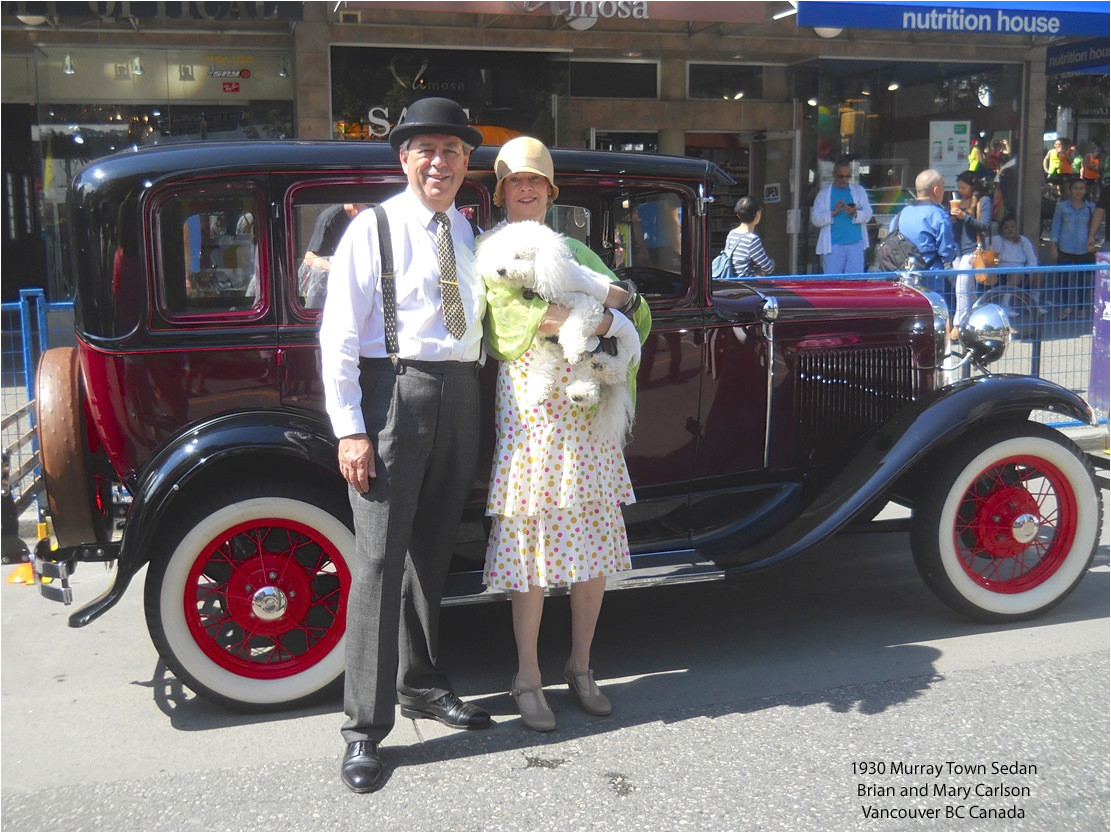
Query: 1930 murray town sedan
[{"left": 33, "top": 141, "right": 1103, "bottom": 711}]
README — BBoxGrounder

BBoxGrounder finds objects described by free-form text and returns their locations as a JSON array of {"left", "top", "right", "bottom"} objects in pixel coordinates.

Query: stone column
[
  {"left": 658, "top": 58, "right": 686, "bottom": 155},
  {"left": 294, "top": 2, "right": 331, "bottom": 139},
  {"left": 1022, "top": 57, "right": 1048, "bottom": 242}
]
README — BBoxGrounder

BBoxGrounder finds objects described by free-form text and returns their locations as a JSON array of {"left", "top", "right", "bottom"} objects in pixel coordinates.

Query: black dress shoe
[
  {"left": 341, "top": 741, "right": 384, "bottom": 793},
  {"left": 399, "top": 691, "right": 492, "bottom": 729}
]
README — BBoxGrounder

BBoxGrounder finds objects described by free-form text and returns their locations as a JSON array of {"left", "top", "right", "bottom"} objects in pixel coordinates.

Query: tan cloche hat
[{"left": 493, "top": 136, "right": 560, "bottom": 207}]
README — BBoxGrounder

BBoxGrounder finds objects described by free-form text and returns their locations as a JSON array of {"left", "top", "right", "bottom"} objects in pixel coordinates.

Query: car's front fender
[
  {"left": 66, "top": 408, "right": 341, "bottom": 627},
  {"left": 707, "top": 374, "right": 1095, "bottom": 569}
]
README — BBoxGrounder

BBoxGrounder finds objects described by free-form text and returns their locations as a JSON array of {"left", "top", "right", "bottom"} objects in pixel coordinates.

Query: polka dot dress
[{"left": 483, "top": 346, "right": 634, "bottom": 591}]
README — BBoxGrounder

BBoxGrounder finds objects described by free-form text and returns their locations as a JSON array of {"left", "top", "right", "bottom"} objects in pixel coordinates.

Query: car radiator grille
[{"left": 797, "top": 346, "right": 920, "bottom": 453}]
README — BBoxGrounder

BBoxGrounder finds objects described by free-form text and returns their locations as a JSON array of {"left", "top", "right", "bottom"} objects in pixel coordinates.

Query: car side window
[
  {"left": 292, "top": 199, "right": 374, "bottom": 312},
  {"left": 549, "top": 205, "right": 591, "bottom": 246},
  {"left": 155, "top": 189, "right": 262, "bottom": 320},
  {"left": 288, "top": 179, "right": 482, "bottom": 315},
  {"left": 608, "top": 190, "right": 687, "bottom": 300}
]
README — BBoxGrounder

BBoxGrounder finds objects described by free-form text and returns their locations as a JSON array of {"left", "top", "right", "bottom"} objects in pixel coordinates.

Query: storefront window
[
  {"left": 36, "top": 101, "right": 291, "bottom": 299},
  {"left": 593, "top": 132, "right": 658, "bottom": 153},
  {"left": 330, "top": 47, "right": 568, "bottom": 144},
  {"left": 569, "top": 61, "right": 658, "bottom": 99},
  {"left": 688, "top": 64, "right": 763, "bottom": 101},
  {"left": 797, "top": 59, "right": 1023, "bottom": 273},
  {"left": 32, "top": 47, "right": 293, "bottom": 299}
]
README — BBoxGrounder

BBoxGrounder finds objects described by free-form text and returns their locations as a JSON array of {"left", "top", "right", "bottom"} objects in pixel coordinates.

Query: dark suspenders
[{"left": 369, "top": 204, "right": 400, "bottom": 364}]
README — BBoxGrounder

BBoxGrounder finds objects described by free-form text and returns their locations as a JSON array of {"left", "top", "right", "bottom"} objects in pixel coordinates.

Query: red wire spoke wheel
[
  {"left": 954, "top": 459, "right": 1077, "bottom": 592},
  {"left": 911, "top": 422, "right": 1101, "bottom": 622},
  {"left": 146, "top": 488, "right": 354, "bottom": 709},
  {"left": 184, "top": 517, "right": 349, "bottom": 678}
]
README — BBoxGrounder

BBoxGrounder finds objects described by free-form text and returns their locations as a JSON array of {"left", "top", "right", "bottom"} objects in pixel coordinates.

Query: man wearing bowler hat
[{"left": 319, "top": 97, "right": 490, "bottom": 794}]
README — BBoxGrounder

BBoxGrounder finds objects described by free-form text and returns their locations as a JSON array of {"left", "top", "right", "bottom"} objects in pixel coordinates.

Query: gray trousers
[{"left": 341, "top": 358, "right": 480, "bottom": 744}]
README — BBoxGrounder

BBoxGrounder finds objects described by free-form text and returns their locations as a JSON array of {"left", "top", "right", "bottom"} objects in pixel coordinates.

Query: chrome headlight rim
[{"left": 958, "top": 302, "right": 1015, "bottom": 366}]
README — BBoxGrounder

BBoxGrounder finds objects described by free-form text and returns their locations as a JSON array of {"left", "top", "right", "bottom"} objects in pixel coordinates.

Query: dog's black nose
[{"left": 497, "top": 267, "right": 508, "bottom": 277}]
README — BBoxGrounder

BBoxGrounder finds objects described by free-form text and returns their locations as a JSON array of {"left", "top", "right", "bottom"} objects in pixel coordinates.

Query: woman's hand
[
  {"left": 539, "top": 304, "right": 617, "bottom": 336},
  {"left": 604, "top": 283, "right": 630, "bottom": 309},
  {"left": 538, "top": 304, "right": 570, "bottom": 334}
]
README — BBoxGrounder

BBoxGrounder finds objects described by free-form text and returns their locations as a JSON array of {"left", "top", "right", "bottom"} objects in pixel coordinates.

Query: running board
[{"left": 441, "top": 548, "right": 725, "bottom": 606}]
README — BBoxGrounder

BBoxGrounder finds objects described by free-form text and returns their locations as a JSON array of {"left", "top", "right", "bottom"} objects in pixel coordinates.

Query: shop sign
[
  {"left": 349, "top": 1, "right": 763, "bottom": 25},
  {"left": 363, "top": 104, "right": 473, "bottom": 139},
  {"left": 797, "top": 1, "right": 1107, "bottom": 37},
  {"left": 222, "top": 82, "right": 241, "bottom": 93},
  {"left": 10, "top": 1, "right": 300, "bottom": 23},
  {"left": 520, "top": 1, "right": 649, "bottom": 22},
  {"left": 1046, "top": 38, "right": 1109, "bottom": 77}
]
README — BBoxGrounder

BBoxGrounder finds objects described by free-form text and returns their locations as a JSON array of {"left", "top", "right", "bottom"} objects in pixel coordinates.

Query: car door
[{"left": 274, "top": 173, "right": 410, "bottom": 416}]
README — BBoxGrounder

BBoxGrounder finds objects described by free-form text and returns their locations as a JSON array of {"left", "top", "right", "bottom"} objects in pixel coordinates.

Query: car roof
[{"left": 70, "top": 140, "right": 735, "bottom": 195}]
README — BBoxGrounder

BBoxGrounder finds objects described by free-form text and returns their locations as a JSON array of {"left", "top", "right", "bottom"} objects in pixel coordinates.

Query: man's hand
[{"left": 338, "top": 433, "right": 375, "bottom": 493}]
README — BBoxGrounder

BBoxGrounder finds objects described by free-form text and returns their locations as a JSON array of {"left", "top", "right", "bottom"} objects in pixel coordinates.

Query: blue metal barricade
[
  {"left": 730, "top": 261, "right": 1110, "bottom": 428},
  {"left": 1, "top": 289, "right": 75, "bottom": 520}
]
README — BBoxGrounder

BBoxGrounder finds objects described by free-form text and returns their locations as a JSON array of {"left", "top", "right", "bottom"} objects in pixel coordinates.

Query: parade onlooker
[
  {"left": 1049, "top": 176, "right": 1097, "bottom": 318},
  {"left": 967, "top": 139, "right": 983, "bottom": 177},
  {"left": 887, "top": 169, "right": 958, "bottom": 300},
  {"left": 996, "top": 215, "right": 1041, "bottom": 304},
  {"left": 1043, "top": 138, "right": 1068, "bottom": 188},
  {"left": 949, "top": 170, "right": 993, "bottom": 332},
  {"left": 1081, "top": 139, "right": 1104, "bottom": 202},
  {"left": 986, "top": 139, "right": 1009, "bottom": 175},
  {"left": 810, "top": 159, "right": 873, "bottom": 274},
  {"left": 1087, "top": 186, "right": 1108, "bottom": 252},
  {"left": 724, "top": 196, "right": 775, "bottom": 278},
  {"left": 299, "top": 203, "right": 369, "bottom": 308}
]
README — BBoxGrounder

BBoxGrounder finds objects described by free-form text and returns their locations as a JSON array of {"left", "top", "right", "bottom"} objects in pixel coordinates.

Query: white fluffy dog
[{"left": 477, "top": 221, "right": 640, "bottom": 445}]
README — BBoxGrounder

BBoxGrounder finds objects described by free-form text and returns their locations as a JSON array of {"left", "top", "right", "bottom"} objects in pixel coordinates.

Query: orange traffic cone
[{"left": 6, "top": 562, "right": 34, "bottom": 584}]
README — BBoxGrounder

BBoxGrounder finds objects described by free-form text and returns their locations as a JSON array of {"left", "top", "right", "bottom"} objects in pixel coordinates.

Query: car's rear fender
[
  {"left": 63, "top": 409, "right": 342, "bottom": 628},
  {"left": 706, "top": 374, "right": 1095, "bottom": 569}
]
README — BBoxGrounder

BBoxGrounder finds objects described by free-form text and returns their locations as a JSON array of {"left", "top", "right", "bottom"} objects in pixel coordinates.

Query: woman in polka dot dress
[{"left": 479, "top": 137, "right": 651, "bottom": 732}]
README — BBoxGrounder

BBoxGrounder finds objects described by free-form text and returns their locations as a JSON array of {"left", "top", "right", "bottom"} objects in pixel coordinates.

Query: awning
[{"left": 796, "top": 1, "right": 1109, "bottom": 37}]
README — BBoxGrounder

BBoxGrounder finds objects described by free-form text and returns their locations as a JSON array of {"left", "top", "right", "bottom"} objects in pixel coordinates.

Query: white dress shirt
[{"left": 320, "top": 188, "right": 486, "bottom": 438}]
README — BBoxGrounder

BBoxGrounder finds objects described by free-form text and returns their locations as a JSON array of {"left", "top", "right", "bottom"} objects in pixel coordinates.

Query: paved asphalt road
[{"left": 2, "top": 489, "right": 1108, "bottom": 832}]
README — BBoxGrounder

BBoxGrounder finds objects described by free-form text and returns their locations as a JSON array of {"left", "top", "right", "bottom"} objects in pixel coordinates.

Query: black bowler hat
[{"left": 389, "top": 97, "right": 483, "bottom": 151}]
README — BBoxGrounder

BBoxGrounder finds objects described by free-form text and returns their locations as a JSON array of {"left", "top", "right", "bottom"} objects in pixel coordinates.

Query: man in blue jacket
[{"left": 889, "top": 169, "right": 959, "bottom": 298}]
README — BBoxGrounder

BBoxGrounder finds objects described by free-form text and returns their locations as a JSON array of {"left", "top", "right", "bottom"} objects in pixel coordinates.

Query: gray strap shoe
[
  {"left": 509, "top": 675, "right": 557, "bottom": 732},
  {"left": 563, "top": 661, "right": 612, "bottom": 716}
]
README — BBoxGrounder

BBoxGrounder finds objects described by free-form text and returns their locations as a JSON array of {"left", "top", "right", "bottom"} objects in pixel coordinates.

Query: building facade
[{"left": 2, "top": 0, "right": 1105, "bottom": 297}]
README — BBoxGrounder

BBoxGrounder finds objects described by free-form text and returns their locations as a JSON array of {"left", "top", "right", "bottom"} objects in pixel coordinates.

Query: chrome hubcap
[
  {"left": 251, "top": 586, "right": 288, "bottom": 621},
  {"left": 1011, "top": 513, "right": 1039, "bottom": 545}
]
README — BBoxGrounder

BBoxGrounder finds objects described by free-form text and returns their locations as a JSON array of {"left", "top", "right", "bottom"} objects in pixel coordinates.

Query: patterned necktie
[{"left": 434, "top": 211, "right": 467, "bottom": 339}]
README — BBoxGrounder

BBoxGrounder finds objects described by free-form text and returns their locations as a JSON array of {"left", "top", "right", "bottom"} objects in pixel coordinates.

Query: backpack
[
  {"left": 874, "top": 208, "right": 927, "bottom": 272},
  {"left": 711, "top": 237, "right": 740, "bottom": 279}
]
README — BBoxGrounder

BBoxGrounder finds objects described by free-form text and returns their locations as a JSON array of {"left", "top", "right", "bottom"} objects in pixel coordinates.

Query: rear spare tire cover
[{"left": 36, "top": 347, "right": 105, "bottom": 547}]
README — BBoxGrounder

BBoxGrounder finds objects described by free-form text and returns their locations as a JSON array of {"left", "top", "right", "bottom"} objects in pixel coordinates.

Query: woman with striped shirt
[{"left": 724, "top": 195, "right": 775, "bottom": 278}]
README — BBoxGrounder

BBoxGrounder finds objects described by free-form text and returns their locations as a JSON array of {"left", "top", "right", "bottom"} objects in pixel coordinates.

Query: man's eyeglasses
[{"left": 834, "top": 172, "right": 852, "bottom": 179}]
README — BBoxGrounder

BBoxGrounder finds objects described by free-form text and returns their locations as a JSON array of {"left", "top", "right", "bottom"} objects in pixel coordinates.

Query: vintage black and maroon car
[{"left": 34, "top": 141, "right": 1103, "bottom": 710}]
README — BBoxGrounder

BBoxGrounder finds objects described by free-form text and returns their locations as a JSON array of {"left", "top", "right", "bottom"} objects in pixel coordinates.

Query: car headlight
[{"left": 958, "top": 303, "right": 1014, "bottom": 365}]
